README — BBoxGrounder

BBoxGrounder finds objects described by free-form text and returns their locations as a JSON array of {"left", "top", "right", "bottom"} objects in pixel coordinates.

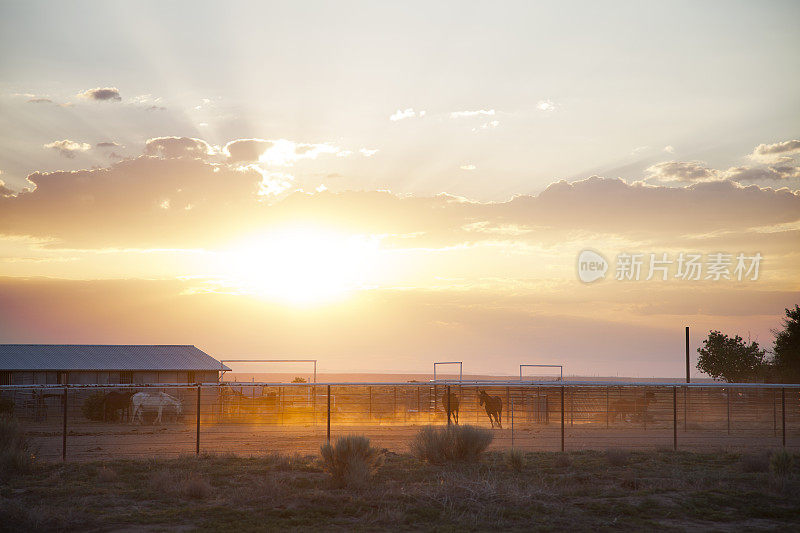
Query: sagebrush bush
[
  {"left": 506, "top": 449, "right": 525, "bottom": 472},
  {"left": 182, "top": 472, "right": 212, "bottom": 499},
  {"left": 320, "top": 435, "right": 383, "bottom": 488},
  {"left": 411, "top": 425, "right": 493, "bottom": 464},
  {"left": 0, "top": 416, "right": 34, "bottom": 477}
]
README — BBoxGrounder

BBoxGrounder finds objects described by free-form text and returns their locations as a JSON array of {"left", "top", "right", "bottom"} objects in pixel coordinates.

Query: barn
[{"left": 0, "top": 345, "right": 229, "bottom": 385}]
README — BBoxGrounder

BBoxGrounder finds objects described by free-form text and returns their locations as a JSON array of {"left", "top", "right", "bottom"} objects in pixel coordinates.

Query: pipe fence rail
[{"left": 1, "top": 382, "right": 798, "bottom": 461}]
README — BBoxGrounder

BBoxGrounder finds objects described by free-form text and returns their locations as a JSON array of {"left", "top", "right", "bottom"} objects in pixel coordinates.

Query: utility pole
[{"left": 685, "top": 326, "right": 690, "bottom": 383}]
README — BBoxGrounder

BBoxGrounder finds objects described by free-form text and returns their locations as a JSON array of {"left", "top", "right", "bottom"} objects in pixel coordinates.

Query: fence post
[
  {"left": 605, "top": 388, "right": 609, "bottom": 429},
  {"left": 446, "top": 385, "right": 451, "bottom": 426},
  {"left": 782, "top": 387, "right": 786, "bottom": 448},
  {"left": 560, "top": 385, "right": 565, "bottom": 452},
  {"left": 727, "top": 387, "right": 731, "bottom": 435},
  {"left": 326, "top": 385, "right": 331, "bottom": 444},
  {"left": 673, "top": 386, "right": 677, "bottom": 451},
  {"left": 195, "top": 385, "right": 201, "bottom": 456},
  {"left": 773, "top": 388, "right": 777, "bottom": 437},
  {"left": 62, "top": 386, "right": 68, "bottom": 461}
]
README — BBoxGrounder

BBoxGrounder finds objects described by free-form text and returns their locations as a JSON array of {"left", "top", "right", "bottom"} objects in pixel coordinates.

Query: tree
[
  {"left": 697, "top": 330, "right": 766, "bottom": 382},
  {"left": 291, "top": 377, "right": 307, "bottom": 383},
  {"left": 773, "top": 304, "right": 800, "bottom": 383}
]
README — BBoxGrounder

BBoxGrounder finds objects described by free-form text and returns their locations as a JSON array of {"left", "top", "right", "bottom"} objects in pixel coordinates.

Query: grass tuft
[
  {"left": 769, "top": 449, "right": 794, "bottom": 490},
  {"left": 506, "top": 449, "right": 525, "bottom": 472},
  {"left": 554, "top": 452, "right": 572, "bottom": 468},
  {"left": 96, "top": 465, "right": 118, "bottom": 483},
  {"left": 411, "top": 425, "right": 493, "bottom": 464},
  {"left": 182, "top": 472, "right": 213, "bottom": 499},
  {"left": 320, "top": 435, "right": 384, "bottom": 488},
  {"left": 740, "top": 452, "right": 770, "bottom": 473}
]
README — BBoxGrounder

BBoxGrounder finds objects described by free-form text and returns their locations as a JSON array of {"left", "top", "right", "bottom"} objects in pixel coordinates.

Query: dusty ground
[
  {"left": 1, "top": 449, "right": 799, "bottom": 531},
  {"left": 21, "top": 420, "right": 800, "bottom": 461}
]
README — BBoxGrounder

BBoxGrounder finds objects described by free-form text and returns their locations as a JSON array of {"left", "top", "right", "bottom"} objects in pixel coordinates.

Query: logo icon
[{"left": 577, "top": 249, "right": 608, "bottom": 283}]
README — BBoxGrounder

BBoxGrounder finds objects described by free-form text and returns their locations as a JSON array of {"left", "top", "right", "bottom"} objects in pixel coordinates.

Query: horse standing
[
  {"left": 442, "top": 390, "right": 459, "bottom": 424},
  {"left": 103, "top": 390, "right": 136, "bottom": 422},
  {"left": 478, "top": 389, "right": 503, "bottom": 428},
  {"left": 130, "top": 392, "right": 182, "bottom": 424}
]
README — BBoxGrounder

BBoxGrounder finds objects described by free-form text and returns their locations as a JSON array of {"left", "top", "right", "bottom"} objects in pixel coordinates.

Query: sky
[{"left": 0, "top": 0, "right": 798, "bottom": 377}]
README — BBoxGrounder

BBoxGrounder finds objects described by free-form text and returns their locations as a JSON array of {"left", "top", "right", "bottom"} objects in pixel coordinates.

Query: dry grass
[
  {"left": 0, "top": 416, "right": 35, "bottom": 479},
  {"left": 605, "top": 448, "right": 630, "bottom": 467},
  {"left": 411, "top": 425, "right": 493, "bottom": 464},
  {"left": 320, "top": 435, "right": 384, "bottom": 488},
  {"left": 740, "top": 452, "right": 770, "bottom": 473},
  {"left": 182, "top": 472, "right": 213, "bottom": 499},
  {"left": 554, "top": 452, "right": 572, "bottom": 468},
  {"left": 770, "top": 449, "right": 794, "bottom": 490},
  {"left": 506, "top": 449, "right": 525, "bottom": 472},
  {"left": 96, "top": 465, "right": 118, "bottom": 483}
]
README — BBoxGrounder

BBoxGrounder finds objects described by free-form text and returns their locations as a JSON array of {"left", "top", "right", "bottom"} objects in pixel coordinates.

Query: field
[{"left": 2, "top": 449, "right": 800, "bottom": 531}]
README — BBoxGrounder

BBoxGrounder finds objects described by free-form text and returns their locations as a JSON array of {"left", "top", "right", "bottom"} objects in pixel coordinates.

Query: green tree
[
  {"left": 697, "top": 330, "right": 766, "bottom": 382},
  {"left": 773, "top": 305, "right": 800, "bottom": 383},
  {"left": 291, "top": 376, "right": 307, "bottom": 383}
]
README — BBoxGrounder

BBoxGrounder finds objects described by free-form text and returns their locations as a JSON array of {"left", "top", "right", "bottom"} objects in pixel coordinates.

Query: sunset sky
[{"left": 0, "top": 1, "right": 798, "bottom": 377}]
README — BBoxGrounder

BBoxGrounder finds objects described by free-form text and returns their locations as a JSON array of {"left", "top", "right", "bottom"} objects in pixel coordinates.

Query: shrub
[
  {"left": 605, "top": 449, "right": 630, "bottom": 467},
  {"left": 506, "top": 449, "right": 525, "bottom": 472},
  {"left": 740, "top": 452, "right": 769, "bottom": 473},
  {"left": 769, "top": 449, "right": 794, "bottom": 490},
  {"left": 148, "top": 469, "right": 175, "bottom": 493},
  {"left": 182, "top": 472, "right": 213, "bottom": 499},
  {"left": 96, "top": 465, "right": 118, "bottom": 483},
  {"left": 410, "top": 425, "right": 493, "bottom": 464},
  {"left": 0, "top": 416, "right": 34, "bottom": 477},
  {"left": 81, "top": 392, "right": 106, "bottom": 421},
  {"left": 320, "top": 435, "right": 383, "bottom": 488}
]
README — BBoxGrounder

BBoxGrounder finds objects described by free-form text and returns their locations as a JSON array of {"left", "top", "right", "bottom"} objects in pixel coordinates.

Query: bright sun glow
[{"left": 216, "top": 226, "right": 380, "bottom": 306}]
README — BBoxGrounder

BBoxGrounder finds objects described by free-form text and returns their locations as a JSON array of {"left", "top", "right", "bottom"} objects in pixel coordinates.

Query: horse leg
[{"left": 156, "top": 406, "right": 163, "bottom": 424}]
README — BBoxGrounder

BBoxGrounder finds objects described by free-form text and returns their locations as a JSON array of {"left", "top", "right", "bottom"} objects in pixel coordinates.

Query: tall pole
[
  {"left": 782, "top": 387, "right": 786, "bottom": 448},
  {"left": 326, "top": 385, "right": 331, "bottom": 444},
  {"left": 446, "top": 385, "right": 451, "bottom": 426},
  {"left": 673, "top": 386, "right": 677, "bottom": 451},
  {"left": 685, "top": 326, "right": 690, "bottom": 383}
]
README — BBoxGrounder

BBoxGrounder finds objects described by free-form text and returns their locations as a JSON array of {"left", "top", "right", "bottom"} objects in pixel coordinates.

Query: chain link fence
[{"left": 1, "top": 382, "right": 798, "bottom": 461}]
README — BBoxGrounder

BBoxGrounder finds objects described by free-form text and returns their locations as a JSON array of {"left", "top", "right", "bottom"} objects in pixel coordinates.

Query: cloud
[
  {"left": 450, "top": 109, "right": 495, "bottom": 118},
  {"left": 359, "top": 148, "right": 379, "bottom": 157},
  {"left": 43, "top": 139, "right": 91, "bottom": 158},
  {"left": 664, "top": 145, "right": 675, "bottom": 154},
  {"left": 460, "top": 164, "right": 476, "bottom": 171},
  {"left": 472, "top": 120, "right": 499, "bottom": 132},
  {"left": 27, "top": 97, "right": 53, "bottom": 104},
  {"left": 644, "top": 161, "right": 718, "bottom": 183},
  {"left": 537, "top": 100, "right": 556, "bottom": 111},
  {"left": 144, "top": 136, "right": 215, "bottom": 159},
  {"left": 723, "top": 163, "right": 800, "bottom": 182},
  {"left": 147, "top": 105, "right": 167, "bottom": 111},
  {"left": 750, "top": 139, "right": 800, "bottom": 162},
  {"left": 78, "top": 87, "right": 122, "bottom": 101},
  {"left": 96, "top": 141, "right": 120, "bottom": 148},
  {"left": 0, "top": 173, "right": 14, "bottom": 197},
  {"left": 389, "top": 108, "right": 424, "bottom": 121},
  {"left": 223, "top": 138, "right": 273, "bottom": 162}
]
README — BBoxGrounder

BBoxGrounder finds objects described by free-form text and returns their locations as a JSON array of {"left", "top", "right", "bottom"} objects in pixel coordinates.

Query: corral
[{"left": 1, "top": 381, "right": 798, "bottom": 461}]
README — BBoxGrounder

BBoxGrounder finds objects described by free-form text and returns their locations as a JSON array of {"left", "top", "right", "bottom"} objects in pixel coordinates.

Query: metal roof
[{"left": 0, "top": 345, "right": 230, "bottom": 371}]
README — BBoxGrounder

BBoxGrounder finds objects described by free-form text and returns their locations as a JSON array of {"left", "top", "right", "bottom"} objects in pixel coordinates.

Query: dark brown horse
[
  {"left": 103, "top": 390, "right": 136, "bottom": 422},
  {"left": 478, "top": 389, "right": 502, "bottom": 428},
  {"left": 441, "top": 391, "right": 459, "bottom": 424}
]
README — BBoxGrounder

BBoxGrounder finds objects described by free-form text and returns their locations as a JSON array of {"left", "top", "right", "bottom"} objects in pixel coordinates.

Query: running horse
[{"left": 478, "top": 389, "right": 503, "bottom": 428}]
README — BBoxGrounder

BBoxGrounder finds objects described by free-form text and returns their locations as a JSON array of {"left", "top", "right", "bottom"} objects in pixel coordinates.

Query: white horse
[{"left": 130, "top": 392, "right": 183, "bottom": 424}]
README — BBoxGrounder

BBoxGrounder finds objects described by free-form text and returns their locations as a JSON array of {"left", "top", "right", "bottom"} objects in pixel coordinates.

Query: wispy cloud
[
  {"left": 749, "top": 139, "right": 800, "bottom": 162},
  {"left": 78, "top": 87, "right": 121, "bottom": 101},
  {"left": 389, "top": 108, "right": 425, "bottom": 121},
  {"left": 450, "top": 109, "right": 495, "bottom": 118},
  {"left": 536, "top": 99, "right": 557, "bottom": 112}
]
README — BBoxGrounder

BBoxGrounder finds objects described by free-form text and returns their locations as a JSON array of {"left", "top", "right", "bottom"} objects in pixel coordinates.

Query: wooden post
[
  {"left": 195, "top": 385, "right": 201, "bottom": 456},
  {"left": 673, "top": 386, "right": 677, "bottom": 451},
  {"left": 773, "top": 388, "right": 777, "bottom": 437},
  {"left": 782, "top": 387, "right": 786, "bottom": 447},
  {"left": 605, "top": 387, "right": 609, "bottom": 429},
  {"left": 368, "top": 387, "right": 372, "bottom": 421},
  {"left": 61, "top": 387, "right": 68, "bottom": 461},
  {"left": 326, "top": 385, "right": 331, "bottom": 444},
  {"left": 727, "top": 388, "right": 731, "bottom": 435},
  {"left": 511, "top": 398, "right": 515, "bottom": 449},
  {"left": 560, "top": 386, "right": 565, "bottom": 452}
]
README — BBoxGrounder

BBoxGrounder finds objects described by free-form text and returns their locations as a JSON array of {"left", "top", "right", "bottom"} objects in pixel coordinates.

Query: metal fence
[{"left": 1, "top": 382, "right": 798, "bottom": 461}]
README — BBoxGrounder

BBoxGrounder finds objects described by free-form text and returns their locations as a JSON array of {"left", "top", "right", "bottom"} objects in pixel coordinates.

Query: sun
[{"left": 215, "top": 225, "right": 380, "bottom": 305}]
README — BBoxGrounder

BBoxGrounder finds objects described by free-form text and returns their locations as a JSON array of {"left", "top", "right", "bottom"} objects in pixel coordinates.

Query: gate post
[
  {"left": 511, "top": 398, "right": 515, "bottom": 449},
  {"left": 727, "top": 387, "right": 731, "bottom": 435},
  {"left": 62, "top": 387, "right": 68, "bottom": 461},
  {"left": 446, "top": 385, "right": 451, "bottom": 426},
  {"left": 782, "top": 387, "right": 786, "bottom": 448},
  {"left": 195, "top": 385, "right": 201, "bottom": 456}
]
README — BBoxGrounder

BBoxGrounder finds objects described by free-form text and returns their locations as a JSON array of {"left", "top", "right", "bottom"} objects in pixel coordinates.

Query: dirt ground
[{"left": 23, "top": 420, "right": 800, "bottom": 461}]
